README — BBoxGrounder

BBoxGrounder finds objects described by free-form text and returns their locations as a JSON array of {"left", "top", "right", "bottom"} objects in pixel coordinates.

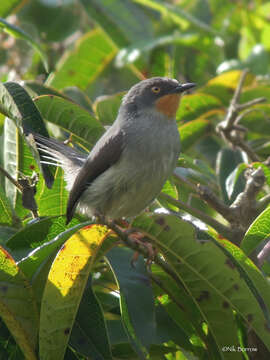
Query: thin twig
[
  {"left": 0, "top": 165, "right": 23, "bottom": 191},
  {"left": 237, "top": 97, "right": 266, "bottom": 111},
  {"left": 232, "top": 69, "right": 249, "bottom": 106},
  {"left": 216, "top": 69, "right": 266, "bottom": 162},
  {"left": 197, "top": 184, "right": 234, "bottom": 222},
  {"left": 237, "top": 141, "right": 260, "bottom": 162}
]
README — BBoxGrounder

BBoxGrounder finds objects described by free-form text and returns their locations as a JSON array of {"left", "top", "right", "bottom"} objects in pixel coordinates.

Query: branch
[
  {"left": 98, "top": 216, "right": 189, "bottom": 294},
  {"left": 173, "top": 171, "right": 233, "bottom": 223},
  {"left": 229, "top": 167, "right": 265, "bottom": 230},
  {"left": 197, "top": 184, "right": 235, "bottom": 223},
  {"left": 173, "top": 171, "right": 198, "bottom": 193},
  {"left": 216, "top": 69, "right": 266, "bottom": 161},
  {"left": 257, "top": 241, "right": 270, "bottom": 267},
  {"left": 0, "top": 165, "right": 23, "bottom": 191}
]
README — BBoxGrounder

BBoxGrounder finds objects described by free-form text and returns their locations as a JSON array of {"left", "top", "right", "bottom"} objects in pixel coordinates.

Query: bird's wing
[{"left": 66, "top": 130, "right": 124, "bottom": 224}]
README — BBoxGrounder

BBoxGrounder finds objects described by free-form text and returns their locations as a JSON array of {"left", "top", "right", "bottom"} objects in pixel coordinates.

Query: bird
[{"left": 34, "top": 77, "right": 196, "bottom": 224}]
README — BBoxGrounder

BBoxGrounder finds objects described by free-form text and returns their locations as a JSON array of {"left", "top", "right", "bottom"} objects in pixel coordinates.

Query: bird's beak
[{"left": 172, "top": 82, "right": 196, "bottom": 94}]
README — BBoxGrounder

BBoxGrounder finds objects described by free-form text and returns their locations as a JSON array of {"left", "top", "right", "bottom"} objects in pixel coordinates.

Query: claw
[{"left": 127, "top": 231, "right": 156, "bottom": 267}]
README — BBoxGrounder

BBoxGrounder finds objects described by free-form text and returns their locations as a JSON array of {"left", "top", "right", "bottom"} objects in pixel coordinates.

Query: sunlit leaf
[
  {"left": 133, "top": 0, "right": 218, "bottom": 35},
  {"left": 47, "top": 29, "right": 117, "bottom": 90},
  {"left": 241, "top": 207, "right": 270, "bottom": 255},
  {"left": 0, "top": 180, "right": 13, "bottom": 226},
  {"left": 179, "top": 119, "right": 210, "bottom": 152},
  {"left": 39, "top": 224, "right": 115, "bottom": 360},
  {"left": 0, "top": 246, "right": 38, "bottom": 360},
  {"left": 0, "top": 0, "right": 21, "bottom": 17},
  {"left": 176, "top": 93, "right": 222, "bottom": 123}
]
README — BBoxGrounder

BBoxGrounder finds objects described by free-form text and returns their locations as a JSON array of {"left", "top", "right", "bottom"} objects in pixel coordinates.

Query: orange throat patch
[{"left": 156, "top": 93, "right": 180, "bottom": 118}]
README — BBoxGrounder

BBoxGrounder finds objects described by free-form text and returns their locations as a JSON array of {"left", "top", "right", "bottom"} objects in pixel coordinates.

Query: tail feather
[
  {"left": 34, "top": 133, "right": 86, "bottom": 166},
  {"left": 33, "top": 133, "right": 87, "bottom": 190}
]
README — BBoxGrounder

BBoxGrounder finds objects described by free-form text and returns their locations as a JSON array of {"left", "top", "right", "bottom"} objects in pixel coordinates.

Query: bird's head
[{"left": 122, "top": 77, "right": 196, "bottom": 119}]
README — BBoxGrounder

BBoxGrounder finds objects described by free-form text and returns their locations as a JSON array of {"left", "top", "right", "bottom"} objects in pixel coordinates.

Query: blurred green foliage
[{"left": 0, "top": 1, "right": 270, "bottom": 359}]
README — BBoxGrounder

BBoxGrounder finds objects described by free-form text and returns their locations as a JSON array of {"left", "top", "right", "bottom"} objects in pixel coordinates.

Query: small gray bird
[{"left": 35, "top": 77, "right": 195, "bottom": 224}]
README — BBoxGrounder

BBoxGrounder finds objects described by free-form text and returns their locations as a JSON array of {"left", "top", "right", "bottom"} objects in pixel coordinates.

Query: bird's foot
[{"left": 125, "top": 229, "right": 156, "bottom": 267}]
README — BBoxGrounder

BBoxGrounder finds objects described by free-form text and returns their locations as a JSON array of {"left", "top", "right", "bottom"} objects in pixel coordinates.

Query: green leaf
[
  {"left": 240, "top": 104, "right": 270, "bottom": 136},
  {"left": 70, "top": 283, "right": 112, "bottom": 359},
  {"left": 19, "top": 1, "right": 79, "bottom": 43},
  {"left": 216, "top": 148, "right": 247, "bottom": 204},
  {"left": 107, "top": 320, "right": 128, "bottom": 345},
  {"left": 7, "top": 215, "right": 80, "bottom": 264},
  {"left": 225, "top": 163, "right": 248, "bottom": 200},
  {"left": 245, "top": 44, "right": 269, "bottom": 75},
  {"left": 212, "top": 236, "right": 270, "bottom": 333},
  {"left": 34, "top": 95, "right": 104, "bottom": 147},
  {"left": 107, "top": 247, "right": 156, "bottom": 358},
  {"left": 0, "top": 246, "right": 38, "bottom": 360},
  {"left": 80, "top": 0, "right": 153, "bottom": 48},
  {"left": 0, "top": 183, "right": 13, "bottom": 225},
  {"left": 159, "top": 179, "right": 178, "bottom": 212},
  {"left": 0, "top": 0, "right": 21, "bottom": 17},
  {"left": 24, "top": 81, "right": 68, "bottom": 98},
  {"left": 133, "top": 0, "right": 218, "bottom": 36},
  {"left": 36, "top": 167, "right": 68, "bottom": 217},
  {"left": 0, "top": 17, "right": 48, "bottom": 72},
  {"left": 207, "top": 70, "right": 254, "bottom": 89},
  {"left": 179, "top": 119, "right": 210, "bottom": 152},
  {"left": 39, "top": 225, "right": 114, "bottom": 360},
  {"left": 93, "top": 92, "right": 123, "bottom": 126},
  {"left": 241, "top": 207, "right": 270, "bottom": 255},
  {"left": 176, "top": 93, "right": 222, "bottom": 123},
  {"left": 63, "top": 87, "right": 93, "bottom": 113},
  {"left": 240, "top": 85, "right": 270, "bottom": 103},
  {"left": 150, "top": 265, "right": 208, "bottom": 357},
  {"left": 0, "top": 82, "right": 54, "bottom": 187},
  {"left": 201, "top": 84, "right": 235, "bottom": 106},
  {"left": 80, "top": 0, "right": 127, "bottom": 48},
  {"left": 115, "top": 33, "right": 198, "bottom": 67},
  {"left": 46, "top": 29, "right": 117, "bottom": 90},
  {"left": 3, "top": 117, "right": 19, "bottom": 209},
  {"left": 133, "top": 214, "right": 270, "bottom": 356},
  {"left": 18, "top": 220, "right": 90, "bottom": 279},
  {"left": 0, "top": 226, "right": 17, "bottom": 245}
]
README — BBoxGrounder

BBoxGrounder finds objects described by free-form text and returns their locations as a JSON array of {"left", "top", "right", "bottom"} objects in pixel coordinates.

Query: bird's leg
[{"left": 97, "top": 215, "right": 156, "bottom": 266}]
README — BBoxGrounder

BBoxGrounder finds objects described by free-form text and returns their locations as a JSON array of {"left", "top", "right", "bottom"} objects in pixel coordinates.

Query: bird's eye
[{"left": 151, "top": 86, "right": 161, "bottom": 94}]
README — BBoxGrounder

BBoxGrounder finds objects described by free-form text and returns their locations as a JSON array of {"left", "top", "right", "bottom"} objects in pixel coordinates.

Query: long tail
[{"left": 33, "top": 133, "right": 86, "bottom": 190}]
